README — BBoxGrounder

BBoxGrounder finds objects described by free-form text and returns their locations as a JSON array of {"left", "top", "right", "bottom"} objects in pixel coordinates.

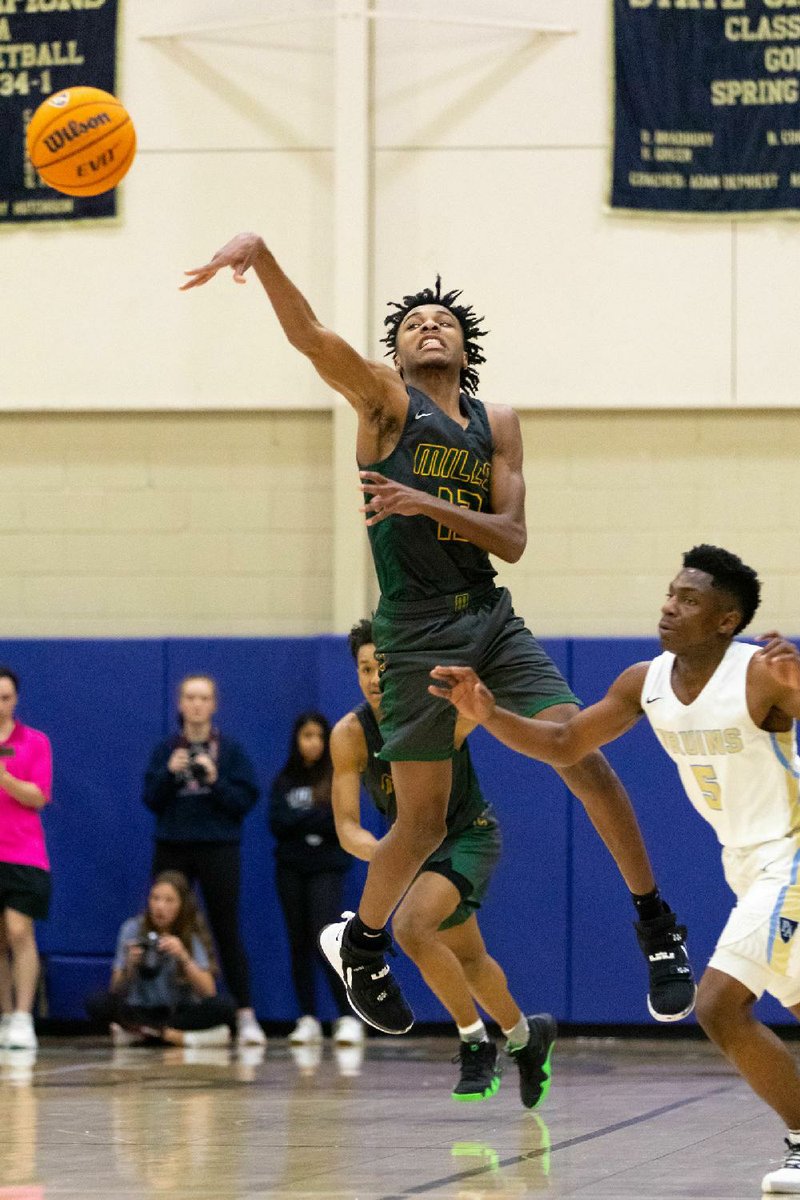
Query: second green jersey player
[{"left": 331, "top": 618, "right": 556, "bottom": 1106}]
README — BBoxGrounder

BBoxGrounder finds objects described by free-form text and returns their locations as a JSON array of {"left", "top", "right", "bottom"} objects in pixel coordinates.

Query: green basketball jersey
[
  {"left": 354, "top": 701, "right": 487, "bottom": 843},
  {"left": 364, "top": 386, "right": 497, "bottom": 601}
]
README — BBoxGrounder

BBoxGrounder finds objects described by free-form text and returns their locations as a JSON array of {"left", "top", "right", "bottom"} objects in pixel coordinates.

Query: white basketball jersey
[{"left": 641, "top": 641, "right": 800, "bottom": 849}]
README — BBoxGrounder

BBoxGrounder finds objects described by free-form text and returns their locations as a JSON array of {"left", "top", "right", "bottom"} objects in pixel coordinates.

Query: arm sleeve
[
  {"left": 190, "top": 934, "right": 210, "bottom": 971},
  {"left": 269, "top": 778, "right": 337, "bottom": 837},
  {"left": 28, "top": 731, "right": 53, "bottom": 801},
  {"left": 142, "top": 742, "right": 179, "bottom": 814},
  {"left": 113, "top": 918, "right": 138, "bottom": 972},
  {"left": 209, "top": 741, "right": 260, "bottom": 819}
]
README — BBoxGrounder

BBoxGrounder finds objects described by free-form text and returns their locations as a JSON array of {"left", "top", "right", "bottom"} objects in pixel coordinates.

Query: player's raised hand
[
  {"left": 429, "top": 665, "right": 496, "bottom": 723},
  {"left": 756, "top": 631, "right": 800, "bottom": 691},
  {"left": 181, "top": 232, "right": 266, "bottom": 290}
]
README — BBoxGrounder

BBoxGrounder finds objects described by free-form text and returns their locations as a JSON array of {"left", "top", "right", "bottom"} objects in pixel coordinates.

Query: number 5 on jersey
[{"left": 691, "top": 764, "right": 722, "bottom": 811}]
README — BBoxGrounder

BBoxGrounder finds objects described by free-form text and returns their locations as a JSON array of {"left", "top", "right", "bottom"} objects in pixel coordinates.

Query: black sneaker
[
  {"left": 318, "top": 913, "right": 414, "bottom": 1036},
  {"left": 507, "top": 1014, "right": 556, "bottom": 1110},
  {"left": 634, "top": 907, "right": 697, "bottom": 1022},
  {"left": 451, "top": 1039, "right": 501, "bottom": 1102}
]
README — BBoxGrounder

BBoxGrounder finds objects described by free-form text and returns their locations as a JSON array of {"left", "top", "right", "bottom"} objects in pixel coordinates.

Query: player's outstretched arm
[
  {"left": 429, "top": 664, "right": 646, "bottom": 766},
  {"left": 181, "top": 232, "right": 404, "bottom": 416},
  {"left": 330, "top": 715, "right": 380, "bottom": 862}
]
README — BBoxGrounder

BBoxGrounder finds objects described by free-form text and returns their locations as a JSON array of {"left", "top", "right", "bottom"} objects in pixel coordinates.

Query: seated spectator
[
  {"left": 142, "top": 674, "right": 265, "bottom": 1047},
  {"left": 269, "top": 711, "right": 362, "bottom": 1047},
  {"left": 86, "top": 871, "right": 236, "bottom": 1047}
]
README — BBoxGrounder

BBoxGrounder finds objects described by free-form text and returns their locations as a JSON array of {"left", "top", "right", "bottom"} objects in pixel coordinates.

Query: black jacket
[
  {"left": 144, "top": 734, "right": 260, "bottom": 843},
  {"left": 269, "top": 772, "right": 350, "bottom": 873}
]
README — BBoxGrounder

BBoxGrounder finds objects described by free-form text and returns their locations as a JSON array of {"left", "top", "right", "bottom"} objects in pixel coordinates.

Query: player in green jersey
[
  {"left": 331, "top": 618, "right": 555, "bottom": 1106},
  {"left": 182, "top": 235, "right": 695, "bottom": 1036}
]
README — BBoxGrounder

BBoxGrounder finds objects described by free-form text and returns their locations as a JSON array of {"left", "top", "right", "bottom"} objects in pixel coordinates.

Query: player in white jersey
[{"left": 429, "top": 544, "right": 800, "bottom": 1195}]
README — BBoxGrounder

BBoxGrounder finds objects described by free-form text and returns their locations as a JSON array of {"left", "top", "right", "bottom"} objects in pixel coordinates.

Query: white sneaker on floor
[
  {"left": 763, "top": 1139, "right": 800, "bottom": 1192},
  {"left": 183, "top": 1025, "right": 232, "bottom": 1047},
  {"left": 334, "top": 1043, "right": 364, "bottom": 1077},
  {"left": 289, "top": 1015, "right": 323, "bottom": 1045},
  {"left": 0, "top": 1013, "right": 11, "bottom": 1049},
  {"left": 172, "top": 1047, "right": 231, "bottom": 1067},
  {"left": 333, "top": 1015, "right": 365, "bottom": 1046},
  {"left": 6, "top": 1011, "right": 37, "bottom": 1051},
  {"left": 110, "top": 1022, "right": 140, "bottom": 1047},
  {"left": 236, "top": 1012, "right": 267, "bottom": 1046},
  {"left": 1, "top": 1047, "right": 37, "bottom": 1085},
  {"left": 290, "top": 1042, "right": 323, "bottom": 1076}
]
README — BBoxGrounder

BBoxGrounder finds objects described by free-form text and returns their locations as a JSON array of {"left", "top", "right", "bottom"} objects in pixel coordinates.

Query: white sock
[
  {"left": 787, "top": 1129, "right": 800, "bottom": 1146},
  {"left": 503, "top": 1014, "right": 530, "bottom": 1049},
  {"left": 457, "top": 1019, "right": 488, "bottom": 1044}
]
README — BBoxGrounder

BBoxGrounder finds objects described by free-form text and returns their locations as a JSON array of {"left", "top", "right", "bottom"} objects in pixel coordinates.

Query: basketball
[{"left": 25, "top": 86, "right": 136, "bottom": 198}]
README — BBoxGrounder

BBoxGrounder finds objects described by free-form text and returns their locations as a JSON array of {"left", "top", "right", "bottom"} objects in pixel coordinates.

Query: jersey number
[
  {"left": 437, "top": 487, "right": 483, "bottom": 542},
  {"left": 691, "top": 764, "right": 722, "bottom": 811}
]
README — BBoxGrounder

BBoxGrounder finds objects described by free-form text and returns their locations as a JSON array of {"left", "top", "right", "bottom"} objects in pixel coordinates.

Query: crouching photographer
[{"left": 86, "top": 871, "right": 236, "bottom": 1047}]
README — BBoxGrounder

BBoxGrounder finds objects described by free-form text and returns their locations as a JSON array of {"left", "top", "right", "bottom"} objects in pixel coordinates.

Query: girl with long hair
[{"left": 86, "top": 871, "right": 236, "bottom": 1046}]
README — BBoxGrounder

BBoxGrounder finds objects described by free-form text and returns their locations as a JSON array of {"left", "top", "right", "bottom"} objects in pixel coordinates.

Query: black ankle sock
[
  {"left": 631, "top": 887, "right": 667, "bottom": 923},
  {"left": 347, "top": 913, "right": 387, "bottom": 950}
]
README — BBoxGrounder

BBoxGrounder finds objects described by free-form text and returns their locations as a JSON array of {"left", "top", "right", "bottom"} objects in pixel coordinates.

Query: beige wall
[
  {"left": 2, "top": 3, "right": 798, "bottom": 638},
  {"left": 1, "top": 407, "right": 796, "bottom": 638},
  {"left": 0, "top": 411, "right": 331, "bottom": 635}
]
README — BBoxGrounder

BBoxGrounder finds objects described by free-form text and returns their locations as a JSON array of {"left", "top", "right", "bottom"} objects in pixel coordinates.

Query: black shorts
[
  {"left": 0, "top": 861, "right": 52, "bottom": 920},
  {"left": 373, "top": 584, "right": 580, "bottom": 761}
]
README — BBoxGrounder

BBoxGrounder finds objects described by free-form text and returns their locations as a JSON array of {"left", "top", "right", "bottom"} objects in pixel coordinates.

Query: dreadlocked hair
[
  {"left": 682, "top": 544, "right": 761, "bottom": 635},
  {"left": 381, "top": 275, "right": 488, "bottom": 395}
]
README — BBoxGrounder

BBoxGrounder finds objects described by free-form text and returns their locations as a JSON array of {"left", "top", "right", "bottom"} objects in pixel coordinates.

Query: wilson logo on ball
[{"left": 42, "top": 112, "right": 112, "bottom": 154}]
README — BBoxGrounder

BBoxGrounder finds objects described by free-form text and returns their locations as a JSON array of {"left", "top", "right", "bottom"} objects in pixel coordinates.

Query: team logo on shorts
[{"left": 779, "top": 917, "right": 798, "bottom": 944}]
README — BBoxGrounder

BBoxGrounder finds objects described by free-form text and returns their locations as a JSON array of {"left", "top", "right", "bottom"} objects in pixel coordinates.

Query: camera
[
  {"left": 137, "top": 931, "right": 165, "bottom": 979},
  {"left": 187, "top": 748, "right": 209, "bottom": 783}
]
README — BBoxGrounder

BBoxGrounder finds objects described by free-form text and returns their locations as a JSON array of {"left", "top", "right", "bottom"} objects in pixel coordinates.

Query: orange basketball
[{"left": 26, "top": 86, "right": 136, "bottom": 198}]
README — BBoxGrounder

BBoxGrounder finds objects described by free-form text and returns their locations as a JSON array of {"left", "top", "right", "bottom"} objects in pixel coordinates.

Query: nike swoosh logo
[
  {"left": 415, "top": 412, "right": 432, "bottom": 420},
  {"left": 645, "top": 696, "right": 661, "bottom": 704}
]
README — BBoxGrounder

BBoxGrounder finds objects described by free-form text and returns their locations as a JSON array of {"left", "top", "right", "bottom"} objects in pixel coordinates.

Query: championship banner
[
  {"left": 0, "top": 0, "right": 120, "bottom": 225},
  {"left": 611, "top": 0, "right": 800, "bottom": 216}
]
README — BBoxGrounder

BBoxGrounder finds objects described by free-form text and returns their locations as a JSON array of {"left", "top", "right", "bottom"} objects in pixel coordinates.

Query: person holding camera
[
  {"left": 87, "top": 871, "right": 236, "bottom": 1045},
  {"left": 0, "top": 666, "right": 52, "bottom": 1053},
  {"left": 142, "top": 674, "right": 265, "bottom": 1046}
]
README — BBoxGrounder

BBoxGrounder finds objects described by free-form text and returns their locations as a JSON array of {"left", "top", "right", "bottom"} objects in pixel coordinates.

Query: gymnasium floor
[{"left": 0, "top": 1035, "right": 780, "bottom": 1199}]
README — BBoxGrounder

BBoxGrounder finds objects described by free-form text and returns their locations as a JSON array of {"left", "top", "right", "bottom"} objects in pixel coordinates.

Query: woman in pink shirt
[{"left": 0, "top": 667, "right": 53, "bottom": 1052}]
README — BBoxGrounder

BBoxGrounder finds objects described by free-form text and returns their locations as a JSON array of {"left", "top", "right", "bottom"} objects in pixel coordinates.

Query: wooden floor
[{"left": 0, "top": 1035, "right": 784, "bottom": 1198}]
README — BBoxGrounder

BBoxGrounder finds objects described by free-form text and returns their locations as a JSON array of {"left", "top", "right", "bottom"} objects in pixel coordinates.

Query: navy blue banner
[
  {"left": 0, "top": 0, "right": 119, "bottom": 225},
  {"left": 611, "top": 0, "right": 800, "bottom": 215}
]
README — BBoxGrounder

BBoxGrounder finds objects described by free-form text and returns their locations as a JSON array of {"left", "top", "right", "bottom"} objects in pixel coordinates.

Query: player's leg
[
  {"left": 394, "top": 873, "right": 482, "bottom": 1028},
  {"left": 697, "top": 966, "right": 800, "bottom": 1124},
  {"left": 394, "top": 873, "right": 500, "bottom": 1101},
  {"left": 764, "top": 995, "right": 800, "bottom": 1193},
  {"left": 359, "top": 759, "right": 452, "bottom": 928},
  {"left": 481, "top": 595, "right": 696, "bottom": 1023},
  {"left": 532, "top": 703, "right": 696, "bottom": 1020},
  {"left": 440, "top": 916, "right": 556, "bottom": 1109},
  {"left": 320, "top": 759, "right": 451, "bottom": 1036}
]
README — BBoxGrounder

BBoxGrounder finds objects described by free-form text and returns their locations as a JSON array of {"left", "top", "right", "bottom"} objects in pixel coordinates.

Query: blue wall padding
[{"left": 0, "top": 635, "right": 790, "bottom": 1027}]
